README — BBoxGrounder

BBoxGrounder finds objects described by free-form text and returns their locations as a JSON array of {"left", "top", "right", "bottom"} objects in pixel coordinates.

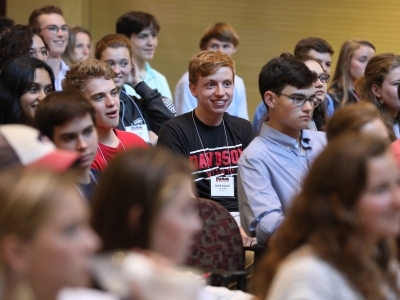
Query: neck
[
  {"left": 77, "top": 167, "right": 91, "bottom": 184},
  {"left": 96, "top": 127, "right": 118, "bottom": 147},
  {"left": 135, "top": 58, "right": 146, "bottom": 77},
  {"left": 194, "top": 108, "right": 224, "bottom": 126},
  {"left": 386, "top": 108, "right": 399, "bottom": 121},
  {"left": 268, "top": 117, "right": 301, "bottom": 143},
  {"left": 46, "top": 56, "right": 61, "bottom": 76}
]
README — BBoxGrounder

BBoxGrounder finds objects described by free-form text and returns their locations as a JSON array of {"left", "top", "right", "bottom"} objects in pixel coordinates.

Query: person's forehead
[
  {"left": 38, "top": 13, "right": 66, "bottom": 27},
  {"left": 281, "top": 84, "right": 315, "bottom": 96},
  {"left": 304, "top": 60, "right": 323, "bottom": 74},
  {"left": 55, "top": 113, "right": 94, "bottom": 134},
  {"left": 308, "top": 49, "right": 331, "bottom": 61},
  {"left": 83, "top": 77, "right": 116, "bottom": 95},
  {"left": 199, "top": 66, "right": 233, "bottom": 80},
  {"left": 137, "top": 26, "right": 157, "bottom": 35}
]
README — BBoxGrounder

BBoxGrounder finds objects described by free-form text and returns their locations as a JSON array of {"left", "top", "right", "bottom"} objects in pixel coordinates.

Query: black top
[{"left": 158, "top": 111, "right": 256, "bottom": 211}]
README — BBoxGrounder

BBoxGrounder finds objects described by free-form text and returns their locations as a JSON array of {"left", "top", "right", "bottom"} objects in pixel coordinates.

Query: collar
[
  {"left": 260, "top": 124, "right": 312, "bottom": 151},
  {"left": 142, "top": 62, "right": 155, "bottom": 80}
]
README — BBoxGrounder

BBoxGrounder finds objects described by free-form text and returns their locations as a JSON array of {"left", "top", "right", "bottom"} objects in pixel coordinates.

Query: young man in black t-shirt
[{"left": 158, "top": 51, "right": 255, "bottom": 214}]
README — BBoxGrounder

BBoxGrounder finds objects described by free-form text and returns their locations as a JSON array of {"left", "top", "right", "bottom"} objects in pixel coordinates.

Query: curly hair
[
  {"left": 254, "top": 135, "right": 400, "bottom": 300},
  {"left": 62, "top": 58, "right": 115, "bottom": 91},
  {"left": 0, "top": 24, "right": 48, "bottom": 70},
  {"left": 354, "top": 53, "right": 400, "bottom": 141},
  {"left": 94, "top": 33, "right": 132, "bottom": 60},
  {"left": 188, "top": 50, "right": 235, "bottom": 86}
]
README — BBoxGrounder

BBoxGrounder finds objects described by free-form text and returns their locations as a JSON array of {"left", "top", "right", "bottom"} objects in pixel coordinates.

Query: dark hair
[
  {"left": 28, "top": 5, "right": 64, "bottom": 28},
  {"left": 0, "top": 17, "right": 14, "bottom": 33},
  {"left": 294, "top": 37, "right": 334, "bottom": 56},
  {"left": 199, "top": 22, "right": 239, "bottom": 50},
  {"left": 62, "top": 26, "right": 91, "bottom": 66},
  {"left": 34, "top": 90, "right": 96, "bottom": 140},
  {"left": 91, "top": 147, "right": 192, "bottom": 252},
  {"left": 326, "top": 102, "right": 387, "bottom": 142},
  {"left": 254, "top": 135, "right": 400, "bottom": 300},
  {"left": 0, "top": 56, "right": 55, "bottom": 125},
  {"left": 116, "top": 11, "right": 160, "bottom": 38},
  {"left": 258, "top": 53, "right": 317, "bottom": 101},
  {"left": 292, "top": 54, "right": 327, "bottom": 131},
  {"left": 0, "top": 24, "right": 48, "bottom": 70}
]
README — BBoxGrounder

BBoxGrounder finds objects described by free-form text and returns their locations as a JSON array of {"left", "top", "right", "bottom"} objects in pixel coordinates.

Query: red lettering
[
  {"left": 230, "top": 149, "right": 239, "bottom": 164},
  {"left": 199, "top": 153, "right": 208, "bottom": 169},
  {"left": 215, "top": 152, "right": 222, "bottom": 166},
  {"left": 237, "top": 148, "right": 243, "bottom": 156},
  {"left": 222, "top": 150, "right": 230, "bottom": 165}
]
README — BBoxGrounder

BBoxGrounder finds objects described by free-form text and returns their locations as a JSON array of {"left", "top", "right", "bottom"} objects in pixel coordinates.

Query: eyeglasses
[
  {"left": 318, "top": 73, "right": 330, "bottom": 83},
  {"left": 41, "top": 25, "right": 69, "bottom": 35},
  {"left": 280, "top": 93, "right": 320, "bottom": 107},
  {"left": 29, "top": 47, "right": 50, "bottom": 58}
]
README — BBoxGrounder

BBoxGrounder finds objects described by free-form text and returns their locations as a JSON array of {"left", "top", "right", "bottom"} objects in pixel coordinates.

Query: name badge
[
  {"left": 210, "top": 176, "right": 234, "bottom": 197},
  {"left": 125, "top": 124, "right": 150, "bottom": 142}
]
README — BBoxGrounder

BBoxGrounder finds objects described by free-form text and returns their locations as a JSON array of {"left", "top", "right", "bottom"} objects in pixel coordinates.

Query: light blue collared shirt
[
  {"left": 238, "top": 124, "right": 327, "bottom": 245},
  {"left": 128, "top": 62, "right": 173, "bottom": 101}
]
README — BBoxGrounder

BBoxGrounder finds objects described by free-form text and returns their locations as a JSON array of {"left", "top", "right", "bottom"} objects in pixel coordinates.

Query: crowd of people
[{"left": 1, "top": 4, "right": 400, "bottom": 300}]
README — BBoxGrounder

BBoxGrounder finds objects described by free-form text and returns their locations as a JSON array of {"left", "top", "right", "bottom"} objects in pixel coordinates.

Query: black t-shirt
[
  {"left": 78, "top": 169, "right": 101, "bottom": 202},
  {"left": 158, "top": 111, "right": 256, "bottom": 211}
]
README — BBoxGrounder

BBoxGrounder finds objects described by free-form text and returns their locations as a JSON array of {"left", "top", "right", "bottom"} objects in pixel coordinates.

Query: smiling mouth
[{"left": 106, "top": 110, "right": 118, "bottom": 117}]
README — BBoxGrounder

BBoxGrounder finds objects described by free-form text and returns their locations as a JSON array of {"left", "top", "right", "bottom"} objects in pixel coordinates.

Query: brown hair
[
  {"left": 94, "top": 33, "right": 132, "bottom": 60},
  {"left": 294, "top": 37, "right": 334, "bottom": 56},
  {"left": 326, "top": 102, "right": 389, "bottom": 141},
  {"left": 62, "top": 26, "right": 91, "bottom": 66},
  {"left": 62, "top": 58, "right": 115, "bottom": 91},
  {"left": 28, "top": 5, "right": 64, "bottom": 29},
  {"left": 199, "top": 22, "right": 239, "bottom": 50},
  {"left": 0, "top": 24, "right": 48, "bottom": 70},
  {"left": 91, "top": 147, "right": 192, "bottom": 252},
  {"left": 34, "top": 90, "right": 96, "bottom": 140},
  {"left": 188, "top": 50, "right": 235, "bottom": 85},
  {"left": 254, "top": 135, "right": 400, "bottom": 300},
  {"left": 116, "top": 11, "right": 160, "bottom": 38},
  {"left": 329, "top": 39, "right": 375, "bottom": 106},
  {"left": 355, "top": 53, "right": 400, "bottom": 141}
]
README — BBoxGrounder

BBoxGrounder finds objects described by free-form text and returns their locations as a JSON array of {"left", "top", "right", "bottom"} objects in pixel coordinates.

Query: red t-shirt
[{"left": 92, "top": 129, "right": 148, "bottom": 171}]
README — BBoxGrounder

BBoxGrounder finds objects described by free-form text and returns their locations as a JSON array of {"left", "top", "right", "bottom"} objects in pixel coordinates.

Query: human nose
[
  {"left": 76, "top": 135, "right": 88, "bottom": 151},
  {"left": 105, "top": 94, "right": 117, "bottom": 107},
  {"left": 215, "top": 84, "right": 225, "bottom": 96},
  {"left": 315, "top": 78, "right": 323, "bottom": 88},
  {"left": 302, "top": 99, "right": 313, "bottom": 112},
  {"left": 391, "top": 184, "right": 400, "bottom": 208},
  {"left": 113, "top": 64, "right": 120, "bottom": 74},
  {"left": 38, "top": 89, "right": 47, "bottom": 101},
  {"left": 83, "top": 227, "right": 101, "bottom": 254}
]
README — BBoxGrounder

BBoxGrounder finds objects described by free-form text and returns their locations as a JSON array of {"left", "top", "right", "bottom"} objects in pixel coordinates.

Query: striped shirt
[{"left": 238, "top": 124, "right": 326, "bottom": 245}]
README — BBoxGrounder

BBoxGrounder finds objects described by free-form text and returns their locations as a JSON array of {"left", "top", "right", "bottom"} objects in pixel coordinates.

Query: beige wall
[{"left": 7, "top": 0, "right": 400, "bottom": 118}]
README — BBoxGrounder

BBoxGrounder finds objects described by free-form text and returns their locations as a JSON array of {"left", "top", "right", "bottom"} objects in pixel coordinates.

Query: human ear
[
  {"left": 263, "top": 91, "right": 275, "bottom": 109},
  {"left": 0, "top": 234, "right": 31, "bottom": 275},
  {"left": 189, "top": 83, "right": 197, "bottom": 98},
  {"left": 371, "top": 84, "right": 381, "bottom": 98}
]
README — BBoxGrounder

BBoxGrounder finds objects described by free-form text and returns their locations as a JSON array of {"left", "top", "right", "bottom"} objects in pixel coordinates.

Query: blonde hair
[
  {"left": 188, "top": 50, "right": 235, "bottom": 85},
  {"left": 62, "top": 58, "right": 115, "bottom": 91},
  {"left": 95, "top": 33, "right": 132, "bottom": 60},
  {"left": 329, "top": 39, "right": 375, "bottom": 106}
]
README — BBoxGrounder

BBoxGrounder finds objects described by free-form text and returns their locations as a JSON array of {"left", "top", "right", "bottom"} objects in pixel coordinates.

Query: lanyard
[{"left": 97, "top": 134, "right": 126, "bottom": 167}]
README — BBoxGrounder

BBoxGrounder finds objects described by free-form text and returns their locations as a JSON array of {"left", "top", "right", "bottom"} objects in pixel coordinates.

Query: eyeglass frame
[
  {"left": 41, "top": 25, "right": 69, "bottom": 35},
  {"left": 28, "top": 47, "right": 50, "bottom": 58},
  {"left": 279, "top": 93, "right": 320, "bottom": 107},
  {"left": 317, "top": 73, "right": 330, "bottom": 84}
]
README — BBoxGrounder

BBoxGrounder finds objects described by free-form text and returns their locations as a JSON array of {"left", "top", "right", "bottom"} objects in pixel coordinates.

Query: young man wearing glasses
[
  {"left": 252, "top": 37, "right": 335, "bottom": 132},
  {"left": 29, "top": 5, "right": 69, "bottom": 91},
  {"left": 238, "top": 54, "right": 327, "bottom": 247}
]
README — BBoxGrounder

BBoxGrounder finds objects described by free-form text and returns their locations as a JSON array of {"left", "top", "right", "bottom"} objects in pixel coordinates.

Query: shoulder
[
  {"left": 115, "top": 129, "right": 147, "bottom": 146},
  {"left": 148, "top": 65, "right": 168, "bottom": 81},
  {"left": 267, "top": 246, "right": 360, "bottom": 300},
  {"left": 304, "top": 130, "right": 327, "bottom": 146},
  {"left": 176, "top": 71, "right": 189, "bottom": 85},
  {"left": 224, "top": 113, "right": 252, "bottom": 128},
  {"left": 164, "top": 113, "right": 192, "bottom": 127}
]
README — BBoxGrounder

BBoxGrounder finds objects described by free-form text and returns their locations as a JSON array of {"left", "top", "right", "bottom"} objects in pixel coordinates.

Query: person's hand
[
  {"left": 127, "top": 59, "right": 141, "bottom": 88},
  {"left": 148, "top": 131, "right": 158, "bottom": 145},
  {"left": 240, "top": 226, "right": 257, "bottom": 247}
]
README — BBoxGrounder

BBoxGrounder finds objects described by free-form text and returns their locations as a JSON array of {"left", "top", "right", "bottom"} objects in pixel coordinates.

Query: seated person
[
  {"left": 252, "top": 37, "right": 335, "bottom": 132},
  {"left": 175, "top": 22, "right": 248, "bottom": 119},
  {"left": 116, "top": 11, "right": 173, "bottom": 100},
  {"left": 254, "top": 135, "right": 400, "bottom": 299},
  {"left": 62, "top": 58, "right": 148, "bottom": 171},
  {"left": 158, "top": 51, "right": 255, "bottom": 215},
  {"left": 35, "top": 90, "right": 101, "bottom": 201},
  {"left": 95, "top": 33, "right": 175, "bottom": 144},
  {"left": 62, "top": 26, "right": 92, "bottom": 66},
  {"left": 238, "top": 54, "right": 327, "bottom": 246}
]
